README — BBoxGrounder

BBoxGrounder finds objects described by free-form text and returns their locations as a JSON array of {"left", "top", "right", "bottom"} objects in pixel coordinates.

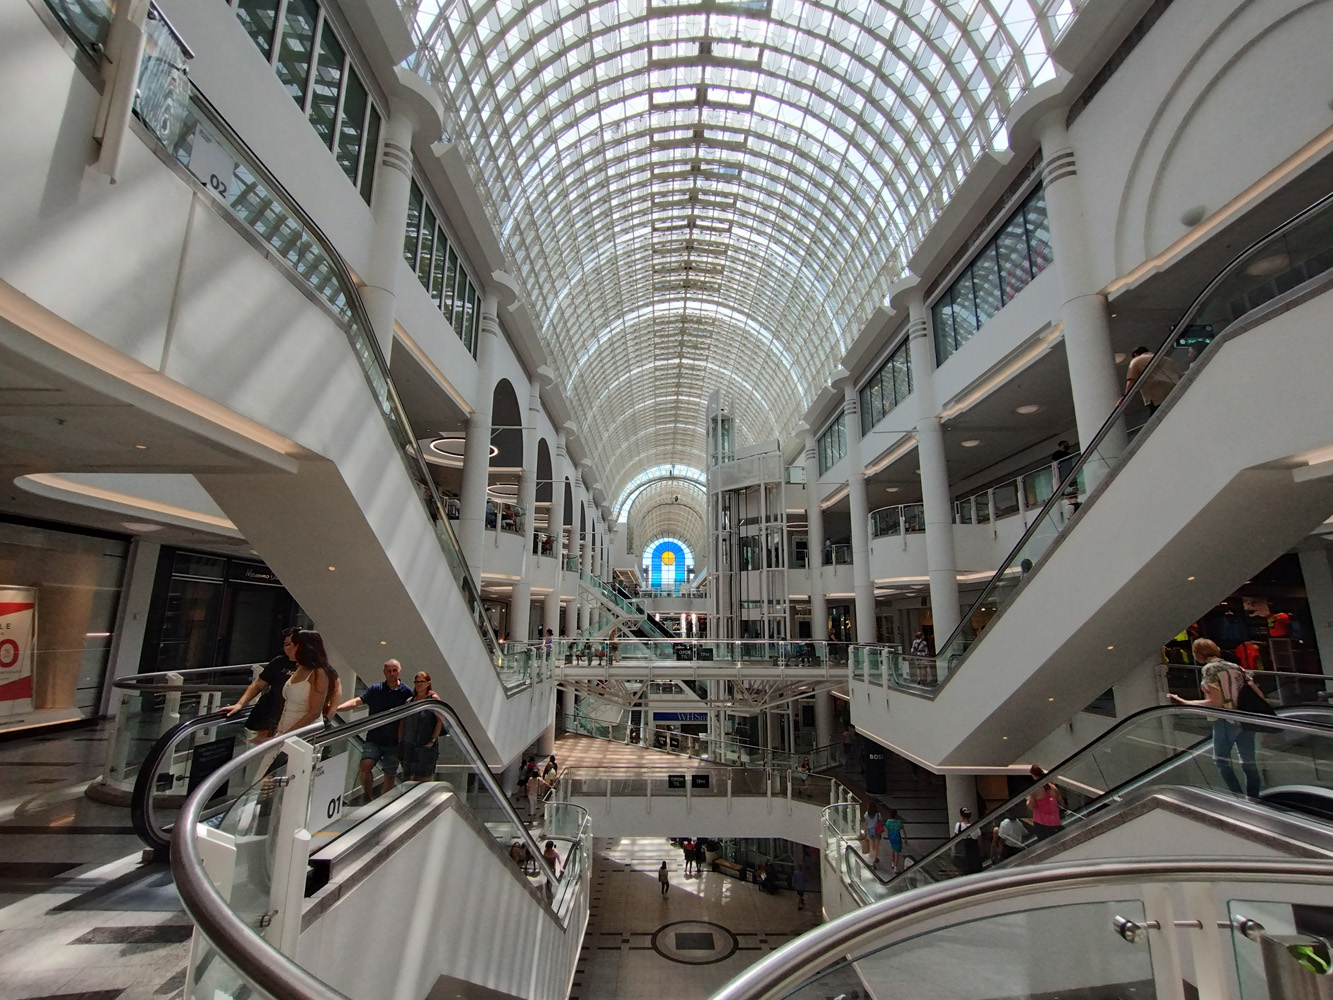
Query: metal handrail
[
  {"left": 930, "top": 188, "right": 1333, "bottom": 685},
  {"left": 707, "top": 857, "right": 1333, "bottom": 1000},
  {"left": 131, "top": 706, "right": 252, "bottom": 853},
  {"left": 159, "top": 84, "right": 510, "bottom": 685},
  {"left": 172, "top": 701, "right": 585, "bottom": 1000},
  {"left": 838, "top": 704, "right": 1333, "bottom": 898},
  {"left": 111, "top": 661, "right": 262, "bottom": 695}
]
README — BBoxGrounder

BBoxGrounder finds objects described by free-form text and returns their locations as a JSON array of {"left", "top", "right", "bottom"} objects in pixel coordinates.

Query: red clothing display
[{"left": 1234, "top": 642, "right": 1264, "bottom": 671}]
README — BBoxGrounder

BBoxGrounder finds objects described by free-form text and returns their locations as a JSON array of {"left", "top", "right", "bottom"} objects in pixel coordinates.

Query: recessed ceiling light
[
  {"left": 328, "top": 566, "right": 336, "bottom": 571},
  {"left": 1106, "top": 645, "right": 1114, "bottom": 650},
  {"left": 885, "top": 486, "right": 900, "bottom": 493},
  {"left": 1048, "top": 697, "right": 1055, "bottom": 702},
  {"left": 1114, "top": 353, "right": 1127, "bottom": 363},
  {"left": 380, "top": 640, "right": 387, "bottom": 645},
  {"left": 122, "top": 521, "right": 164, "bottom": 532},
  {"left": 961, "top": 439, "right": 981, "bottom": 448},
  {"left": 1187, "top": 576, "right": 1195, "bottom": 581},
  {"left": 134, "top": 444, "right": 148, "bottom": 450},
  {"left": 1015, "top": 405, "right": 1040, "bottom": 415}
]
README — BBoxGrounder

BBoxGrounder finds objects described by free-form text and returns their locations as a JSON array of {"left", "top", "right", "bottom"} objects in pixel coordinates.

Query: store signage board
[
  {"left": 308, "top": 751, "right": 351, "bottom": 832},
  {"left": 0, "top": 588, "right": 37, "bottom": 718}
]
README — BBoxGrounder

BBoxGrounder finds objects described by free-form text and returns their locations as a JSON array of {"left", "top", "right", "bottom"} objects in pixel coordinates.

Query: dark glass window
[
  {"left": 404, "top": 183, "right": 423, "bottom": 267},
  {"left": 417, "top": 205, "right": 437, "bottom": 288},
  {"left": 308, "top": 22, "right": 344, "bottom": 148},
  {"left": 1025, "top": 187, "right": 1054, "bottom": 273},
  {"left": 359, "top": 105, "right": 381, "bottom": 204},
  {"left": 275, "top": 0, "right": 318, "bottom": 106},
  {"left": 950, "top": 274, "right": 979, "bottom": 351},
  {"left": 972, "top": 249, "right": 1003, "bottom": 327},
  {"left": 235, "top": 0, "right": 279, "bottom": 59},
  {"left": 335, "top": 68, "right": 367, "bottom": 183},
  {"left": 995, "top": 210, "right": 1033, "bottom": 303},
  {"left": 857, "top": 334, "right": 913, "bottom": 434},
  {"left": 929, "top": 184, "right": 1054, "bottom": 366}
]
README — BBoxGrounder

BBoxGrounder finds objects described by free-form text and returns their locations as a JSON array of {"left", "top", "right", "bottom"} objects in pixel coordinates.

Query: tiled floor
[
  {"left": 0, "top": 723, "right": 943, "bottom": 1000},
  {"left": 0, "top": 723, "right": 191, "bottom": 1000},
  {"left": 570, "top": 836, "right": 823, "bottom": 1000}
]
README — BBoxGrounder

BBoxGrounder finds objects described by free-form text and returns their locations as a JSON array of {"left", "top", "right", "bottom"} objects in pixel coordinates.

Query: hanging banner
[{"left": 0, "top": 588, "right": 37, "bottom": 718}]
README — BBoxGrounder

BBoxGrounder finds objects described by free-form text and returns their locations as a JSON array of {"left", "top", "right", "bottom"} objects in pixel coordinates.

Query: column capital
[
  {"left": 386, "top": 68, "right": 446, "bottom": 137},
  {"left": 887, "top": 273, "right": 924, "bottom": 312}
]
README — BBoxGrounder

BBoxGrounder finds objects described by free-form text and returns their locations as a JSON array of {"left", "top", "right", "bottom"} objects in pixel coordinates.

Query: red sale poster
[{"left": 0, "top": 589, "right": 37, "bottom": 718}]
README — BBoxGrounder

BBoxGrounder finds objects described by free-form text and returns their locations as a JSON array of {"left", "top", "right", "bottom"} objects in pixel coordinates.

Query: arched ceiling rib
[
  {"left": 628, "top": 479, "right": 707, "bottom": 559},
  {"left": 400, "top": 0, "right": 1084, "bottom": 501}
]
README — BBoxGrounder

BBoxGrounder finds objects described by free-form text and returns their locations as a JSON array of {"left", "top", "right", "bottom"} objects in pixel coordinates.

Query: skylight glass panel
[{"left": 400, "top": 0, "right": 1082, "bottom": 501}]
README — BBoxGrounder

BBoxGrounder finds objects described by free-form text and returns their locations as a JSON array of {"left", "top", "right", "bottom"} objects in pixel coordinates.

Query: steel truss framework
[{"left": 397, "top": 0, "right": 1085, "bottom": 505}]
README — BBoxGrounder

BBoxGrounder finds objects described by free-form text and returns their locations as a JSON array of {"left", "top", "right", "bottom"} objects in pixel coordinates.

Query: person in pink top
[{"left": 1026, "top": 765, "right": 1063, "bottom": 841}]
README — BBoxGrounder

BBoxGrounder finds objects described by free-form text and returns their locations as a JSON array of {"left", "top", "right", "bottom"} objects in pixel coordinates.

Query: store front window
[{"left": 0, "top": 517, "right": 128, "bottom": 733}]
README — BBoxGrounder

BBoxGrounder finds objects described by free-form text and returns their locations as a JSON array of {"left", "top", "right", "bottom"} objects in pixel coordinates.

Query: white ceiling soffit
[{"left": 397, "top": 0, "right": 1086, "bottom": 501}]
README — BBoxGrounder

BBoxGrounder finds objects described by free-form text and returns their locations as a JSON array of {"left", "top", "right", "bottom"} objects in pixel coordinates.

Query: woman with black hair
[{"left": 274, "top": 630, "right": 338, "bottom": 736}]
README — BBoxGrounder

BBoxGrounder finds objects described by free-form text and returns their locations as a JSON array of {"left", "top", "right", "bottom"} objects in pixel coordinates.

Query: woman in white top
[{"left": 274, "top": 630, "right": 338, "bottom": 735}]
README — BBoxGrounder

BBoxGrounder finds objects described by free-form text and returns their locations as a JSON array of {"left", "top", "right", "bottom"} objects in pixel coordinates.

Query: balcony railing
[{"left": 868, "top": 503, "right": 925, "bottom": 538}]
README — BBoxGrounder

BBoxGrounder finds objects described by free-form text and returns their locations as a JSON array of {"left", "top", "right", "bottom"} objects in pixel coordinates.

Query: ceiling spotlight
[
  {"left": 1015, "top": 405, "right": 1040, "bottom": 415},
  {"left": 961, "top": 439, "right": 981, "bottom": 448},
  {"left": 1187, "top": 576, "right": 1195, "bottom": 581}
]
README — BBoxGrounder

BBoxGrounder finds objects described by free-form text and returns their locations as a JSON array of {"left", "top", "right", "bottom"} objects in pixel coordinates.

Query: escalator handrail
[
  {"left": 149, "top": 78, "right": 508, "bottom": 683},
  {"left": 172, "top": 702, "right": 583, "bottom": 1000},
  {"left": 112, "top": 662, "right": 264, "bottom": 691},
  {"left": 707, "top": 855, "right": 1333, "bottom": 1000},
  {"left": 930, "top": 188, "right": 1333, "bottom": 683},
  {"left": 130, "top": 707, "right": 253, "bottom": 852},
  {"left": 845, "top": 704, "right": 1333, "bottom": 894}
]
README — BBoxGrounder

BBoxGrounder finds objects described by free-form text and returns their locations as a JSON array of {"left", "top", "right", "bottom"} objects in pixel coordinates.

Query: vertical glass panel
[
  {"left": 336, "top": 68, "right": 367, "bottom": 184},
  {"left": 430, "top": 231, "right": 447, "bottom": 304},
  {"left": 461, "top": 283, "right": 477, "bottom": 347},
  {"left": 862, "top": 379, "right": 880, "bottom": 435},
  {"left": 235, "top": 0, "right": 280, "bottom": 61},
  {"left": 1026, "top": 186, "right": 1055, "bottom": 274},
  {"left": 452, "top": 269, "right": 469, "bottom": 337},
  {"left": 417, "top": 205, "right": 437, "bottom": 288},
  {"left": 359, "top": 105, "right": 381, "bottom": 204},
  {"left": 932, "top": 298, "right": 955, "bottom": 365},
  {"left": 996, "top": 209, "right": 1034, "bottom": 303},
  {"left": 441, "top": 245, "right": 458, "bottom": 318},
  {"left": 972, "top": 246, "right": 1004, "bottom": 327},
  {"left": 890, "top": 346, "right": 911, "bottom": 405},
  {"left": 950, "top": 273, "right": 979, "bottom": 350},
  {"left": 275, "top": 0, "right": 318, "bottom": 107},
  {"left": 404, "top": 183, "right": 423, "bottom": 268},
  {"left": 307, "top": 20, "right": 344, "bottom": 148}
]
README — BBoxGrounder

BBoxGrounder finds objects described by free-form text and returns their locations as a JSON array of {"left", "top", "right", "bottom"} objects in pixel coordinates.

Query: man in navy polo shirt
[{"left": 337, "top": 659, "right": 412, "bottom": 800}]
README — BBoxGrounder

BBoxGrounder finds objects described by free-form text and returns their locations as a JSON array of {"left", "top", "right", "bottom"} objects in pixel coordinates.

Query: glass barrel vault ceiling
[{"left": 398, "top": 0, "right": 1085, "bottom": 516}]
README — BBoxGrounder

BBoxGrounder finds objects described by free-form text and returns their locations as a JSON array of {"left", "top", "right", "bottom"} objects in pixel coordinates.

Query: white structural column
[
  {"left": 359, "top": 70, "right": 445, "bottom": 358},
  {"left": 458, "top": 294, "right": 499, "bottom": 576},
  {"left": 839, "top": 381, "right": 877, "bottom": 643},
  {"left": 543, "top": 430, "right": 569, "bottom": 635},
  {"left": 899, "top": 284, "right": 963, "bottom": 648},
  {"left": 1037, "top": 111, "right": 1126, "bottom": 479},
  {"left": 509, "top": 378, "right": 541, "bottom": 642},
  {"left": 801, "top": 427, "right": 829, "bottom": 644}
]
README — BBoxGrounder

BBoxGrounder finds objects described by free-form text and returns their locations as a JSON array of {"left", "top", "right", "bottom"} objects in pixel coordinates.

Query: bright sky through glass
[{"left": 397, "top": 0, "right": 1083, "bottom": 531}]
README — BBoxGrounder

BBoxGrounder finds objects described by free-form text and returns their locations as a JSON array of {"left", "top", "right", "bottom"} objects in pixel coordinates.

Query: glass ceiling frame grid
[{"left": 398, "top": 0, "right": 1084, "bottom": 503}]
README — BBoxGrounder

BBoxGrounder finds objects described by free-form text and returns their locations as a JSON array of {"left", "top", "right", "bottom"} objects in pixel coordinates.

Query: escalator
[
  {"left": 829, "top": 705, "right": 1333, "bottom": 908},
  {"left": 167, "top": 700, "right": 590, "bottom": 1000},
  {"left": 852, "top": 191, "right": 1333, "bottom": 766},
  {"left": 19, "top": 0, "right": 547, "bottom": 765}
]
